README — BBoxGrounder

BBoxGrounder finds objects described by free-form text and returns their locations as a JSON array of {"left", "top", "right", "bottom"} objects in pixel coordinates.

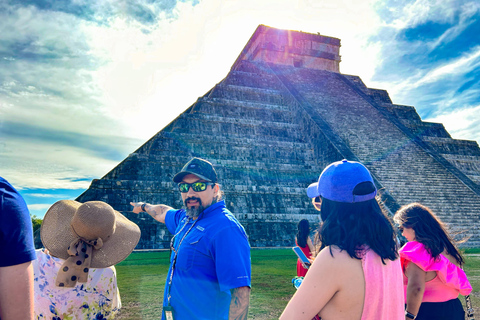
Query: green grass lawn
[{"left": 116, "top": 248, "right": 480, "bottom": 320}]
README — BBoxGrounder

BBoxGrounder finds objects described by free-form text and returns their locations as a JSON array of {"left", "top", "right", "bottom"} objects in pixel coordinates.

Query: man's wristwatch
[
  {"left": 405, "top": 311, "right": 416, "bottom": 319},
  {"left": 141, "top": 203, "right": 147, "bottom": 212}
]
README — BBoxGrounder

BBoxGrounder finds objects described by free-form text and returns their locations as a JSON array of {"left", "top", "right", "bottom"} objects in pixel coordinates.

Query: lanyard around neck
[{"left": 166, "top": 214, "right": 202, "bottom": 305}]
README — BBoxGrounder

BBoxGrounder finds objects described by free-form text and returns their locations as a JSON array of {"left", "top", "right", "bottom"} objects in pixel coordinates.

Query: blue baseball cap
[{"left": 306, "top": 159, "right": 377, "bottom": 203}]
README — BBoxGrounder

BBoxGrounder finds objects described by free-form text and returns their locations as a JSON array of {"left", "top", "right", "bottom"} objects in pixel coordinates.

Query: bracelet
[
  {"left": 405, "top": 311, "right": 416, "bottom": 319},
  {"left": 141, "top": 203, "right": 147, "bottom": 212}
]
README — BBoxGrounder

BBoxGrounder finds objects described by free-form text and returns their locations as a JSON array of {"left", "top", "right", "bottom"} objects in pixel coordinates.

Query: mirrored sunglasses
[{"left": 178, "top": 182, "right": 215, "bottom": 193}]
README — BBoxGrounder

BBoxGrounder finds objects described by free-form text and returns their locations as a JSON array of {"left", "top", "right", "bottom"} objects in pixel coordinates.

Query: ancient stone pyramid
[{"left": 77, "top": 25, "right": 480, "bottom": 248}]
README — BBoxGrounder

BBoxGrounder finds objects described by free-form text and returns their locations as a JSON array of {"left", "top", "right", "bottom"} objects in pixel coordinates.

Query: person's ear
[{"left": 214, "top": 184, "right": 219, "bottom": 193}]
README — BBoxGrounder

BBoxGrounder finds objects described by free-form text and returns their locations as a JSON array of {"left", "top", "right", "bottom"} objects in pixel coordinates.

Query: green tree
[
  {"left": 31, "top": 215, "right": 43, "bottom": 248},
  {"left": 31, "top": 215, "right": 42, "bottom": 233}
]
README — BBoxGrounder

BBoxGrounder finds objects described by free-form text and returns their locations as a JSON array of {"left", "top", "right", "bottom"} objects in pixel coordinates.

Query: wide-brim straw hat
[{"left": 41, "top": 200, "right": 141, "bottom": 268}]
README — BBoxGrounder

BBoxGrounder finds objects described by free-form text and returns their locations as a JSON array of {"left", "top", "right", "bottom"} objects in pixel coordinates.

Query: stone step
[
  {"left": 224, "top": 70, "right": 285, "bottom": 91},
  {"left": 143, "top": 133, "right": 317, "bottom": 163},
  {"left": 177, "top": 144, "right": 315, "bottom": 164},
  {"left": 376, "top": 169, "right": 475, "bottom": 190},
  {"left": 367, "top": 153, "right": 480, "bottom": 209},
  {"left": 234, "top": 60, "right": 272, "bottom": 74},
  {"left": 423, "top": 137, "right": 480, "bottom": 156},
  {"left": 441, "top": 153, "right": 480, "bottom": 163},
  {"left": 163, "top": 131, "right": 313, "bottom": 150},
  {"left": 465, "top": 175, "right": 480, "bottom": 184},
  {"left": 342, "top": 75, "right": 368, "bottom": 91},
  {"left": 176, "top": 112, "right": 299, "bottom": 129},
  {"left": 403, "top": 122, "right": 451, "bottom": 138},
  {"left": 124, "top": 148, "right": 317, "bottom": 173},
  {"left": 235, "top": 212, "right": 320, "bottom": 222},
  {"left": 192, "top": 99, "right": 295, "bottom": 122},
  {"left": 440, "top": 154, "right": 480, "bottom": 185},
  {"left": 201, "top": 96, "right": 292, "bottom": 111},
  {"left": 215, "top": 157, "right": 317, "bottom": 173},
  {"left": 91, "top": 177, "right": 315, "bottom": 196},
  {"left": 105, "top": 146, "right": 317, "bottom": 182},
  {"left": 366, "top": 88, "right": 392, "bottom": 104},
  {"left": 210, "top": 84, "right": 295, "bottom": 106},
  {"left": 378, "top": 103, "right": 422, "bottom": 122},
  {"left": 169, "top": 114, "right": 307, "bottom": 142}
]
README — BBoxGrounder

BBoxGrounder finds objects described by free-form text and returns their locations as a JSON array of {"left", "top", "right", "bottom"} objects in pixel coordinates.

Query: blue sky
[{"left": 1, "top": 0, "right": 479, "bottom": 218}]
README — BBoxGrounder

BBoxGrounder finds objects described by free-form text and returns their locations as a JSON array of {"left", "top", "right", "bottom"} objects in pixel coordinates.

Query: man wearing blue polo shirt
[
  {"left": 131, "top": 157, "right": 251, "bottom": 320},
  {"left": 0, "top": 177, "right": 37, "bottom": 320}
]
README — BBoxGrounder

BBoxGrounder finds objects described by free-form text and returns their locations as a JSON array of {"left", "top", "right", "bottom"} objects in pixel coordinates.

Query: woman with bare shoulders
[
  {"left": 394, "top": 203, "right": 472, "bottom": 320},
  {"left": 280, "top": 159, "right": 404, "bottom": 320}
]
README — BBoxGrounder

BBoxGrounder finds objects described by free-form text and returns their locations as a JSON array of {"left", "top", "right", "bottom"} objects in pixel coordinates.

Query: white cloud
[
  {"left": 0, "top": 137, "right": 120, "bottom": 190},
  {"left": 398, "top": 49, "right": 480, "bottom": 108},
  {"left": 425, "top": 104, "right": 480, "bottom": 142},
  {"left": 386, "top": 0, "right": 478, "bottom": 30},
  {"left": 427, "top": 3, "right": 480, "bottom": 52},
  {"left": 417, "top": 46, "right": 480, "bottom": 86},
  {"left": 28, "top": 203, "right": 53, "bottom": 211},
  {"left": 27, "top": 193, "right": 69, "bottom": 198},
  {"left": 370, "top": 45, "right": 480, "bottom": 109}
]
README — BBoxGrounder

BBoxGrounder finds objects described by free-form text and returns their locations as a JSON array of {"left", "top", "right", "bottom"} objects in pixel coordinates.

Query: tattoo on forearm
[
  {"left": 145, "top": 205, "right": 171, "bottom": 222},
  {"left": 229, "top": 287, "right": 250, "bottom": 320},
  {"left": 149, "top": 207, "right": 158, "bottom": 218},
  {"left": 151, "top": 207, "right": 166, "bottom": 219}
]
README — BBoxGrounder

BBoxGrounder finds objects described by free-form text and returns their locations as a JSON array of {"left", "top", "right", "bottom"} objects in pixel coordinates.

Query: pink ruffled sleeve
[{"left": 400, "top": 241, "right": 472, "bottom": 296}]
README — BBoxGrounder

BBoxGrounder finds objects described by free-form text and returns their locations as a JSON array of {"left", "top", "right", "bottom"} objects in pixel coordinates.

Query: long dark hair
[
  {"left": 296, "top": 219, "right": 310, "bottom": 248},
  {"left": 393, "top": 203, "right": 464, "bottom": 265},
  {"left": 317, "top": 198, "right": 398, "bottom": 263}
]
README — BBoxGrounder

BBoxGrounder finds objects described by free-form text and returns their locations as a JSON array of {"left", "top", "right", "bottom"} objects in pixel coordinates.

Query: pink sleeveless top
[
  {"left": 399, "top": 241, "right": 472, "bottom": 302},
  {"left": 360, "top": 248, "right": 404, "bottom": 320}
]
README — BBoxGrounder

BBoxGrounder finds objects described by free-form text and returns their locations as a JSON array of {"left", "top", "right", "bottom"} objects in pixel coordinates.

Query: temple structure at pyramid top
[
  {"left": 77, "top": 25, "right": 480, "bottom": 249},
  {"left": 232, "top": 25, "right": 341, "bottom": 72}
]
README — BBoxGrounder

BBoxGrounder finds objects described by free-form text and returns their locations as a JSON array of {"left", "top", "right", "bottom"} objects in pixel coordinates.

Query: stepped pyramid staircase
[{"left": 77, "top": 25, "right": 480, "bottom": 248}]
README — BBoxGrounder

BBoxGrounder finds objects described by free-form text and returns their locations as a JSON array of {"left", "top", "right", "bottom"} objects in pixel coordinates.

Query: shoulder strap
[
  {"left": 462, "top": 266, "right": 475, "bottom": 320},
  {"left": 465, "top": 294, "right": 475, "bottom": 320}
]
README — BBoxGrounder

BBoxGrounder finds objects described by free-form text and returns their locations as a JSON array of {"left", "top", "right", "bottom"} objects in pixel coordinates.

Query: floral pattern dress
[{"left": 33, "top": 249, "right": 121, "bottom": 320}]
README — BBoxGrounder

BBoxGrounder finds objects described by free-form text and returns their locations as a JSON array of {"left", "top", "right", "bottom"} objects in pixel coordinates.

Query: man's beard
[
  {"left": 184, "top": 197, "right": 205, "bottom": 218},
  {"left": 184, "top": 196, "right": 218, "bottom": 218}
]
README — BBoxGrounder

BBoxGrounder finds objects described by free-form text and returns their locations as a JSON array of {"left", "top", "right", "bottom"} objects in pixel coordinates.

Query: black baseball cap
[{"left": 173, "top": 157, "right": 218, "bottom": 183}]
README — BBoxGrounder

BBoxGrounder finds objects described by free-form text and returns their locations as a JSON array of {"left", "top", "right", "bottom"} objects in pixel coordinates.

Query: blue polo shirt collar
[{"left": 201, "top": 200, "right": 226, "bottom": 217}]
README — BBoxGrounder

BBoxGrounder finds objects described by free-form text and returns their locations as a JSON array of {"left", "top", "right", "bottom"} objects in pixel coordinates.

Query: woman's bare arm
[
  {"left": 280, "top": 247, "right": 343, "bottom": 320},
  {"left": 405, "top": 262, "right": 426, "bottom": 319}
]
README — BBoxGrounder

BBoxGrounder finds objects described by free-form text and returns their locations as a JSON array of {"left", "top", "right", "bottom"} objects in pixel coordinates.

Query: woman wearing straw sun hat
[{"left": 33, "top": 200, "right": 141, "bottom": 320}]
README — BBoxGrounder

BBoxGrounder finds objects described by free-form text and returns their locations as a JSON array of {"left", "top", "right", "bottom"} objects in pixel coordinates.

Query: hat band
[{"left": 70, "top": 221, "right": 106, "bottom": 250}]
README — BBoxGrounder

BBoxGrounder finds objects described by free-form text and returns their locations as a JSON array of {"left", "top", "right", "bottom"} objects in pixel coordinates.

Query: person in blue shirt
[
  {"left": 131, "top": 157, "right": 251, "bottom": 320},
  {"left": 0, "top": 177, "right": 37, "bottom": 320}
]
